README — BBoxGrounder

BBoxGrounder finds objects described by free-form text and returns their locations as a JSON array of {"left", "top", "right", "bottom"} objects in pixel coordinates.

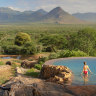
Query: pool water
[{"left": 54, "top": 58, "right": 96, "bottom": 85}]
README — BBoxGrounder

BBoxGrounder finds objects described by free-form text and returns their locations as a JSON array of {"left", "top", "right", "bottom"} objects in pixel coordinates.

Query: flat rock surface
[
  {"left": 0, "top": 66, "right": 96, "bottom": 96},
  {"left": 1, "top": 74, "right": 96, "bottom": 96}
]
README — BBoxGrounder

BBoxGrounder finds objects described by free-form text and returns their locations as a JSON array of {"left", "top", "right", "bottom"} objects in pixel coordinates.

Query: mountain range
[
  {"left": 0, "top": 7, "right": 95, "bottom": 24},
  {"left": 72, "top": 13, "right": 96, "bottom": 22}
]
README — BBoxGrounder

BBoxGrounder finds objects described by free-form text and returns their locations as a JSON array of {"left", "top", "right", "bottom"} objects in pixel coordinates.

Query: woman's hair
[{"left": 84, "top": 61, "right": 86, "bottom": 65}]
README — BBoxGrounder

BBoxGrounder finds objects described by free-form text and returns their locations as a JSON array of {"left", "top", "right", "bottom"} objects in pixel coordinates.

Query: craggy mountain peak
[
  {"left": 48, "top": 6, "right": 69, "bottom": 16},
  {"left": 36, "top": 9, "right": 48, "bottom": 14}
]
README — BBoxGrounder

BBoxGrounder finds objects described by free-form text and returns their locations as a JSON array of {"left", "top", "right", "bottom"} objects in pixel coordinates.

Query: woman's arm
[
  {"left": 87, "top": 65, "right": 92, "bottom": 73},
  {"left": 81, "top": 67, "right": 84, "bottom": 74}
]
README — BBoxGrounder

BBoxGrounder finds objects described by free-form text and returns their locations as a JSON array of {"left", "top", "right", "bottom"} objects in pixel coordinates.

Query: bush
[
  {"left": 25, "top": 68, "right": 39, "bottom": 77},
  {"left": 71, "top": 50, "right": 88, "bottom": 57},
  {"left": 21, "top": 42, "right": 37, "bottom": 55},
  {"left": 48, "top": 53, "right": 58, "bottom": 59},
  {"left": 59, "top": 50, "right": 72, "bottom": 57},
  {"left": 43, "top": 46, "right": 53, "bottom": 52},
  {"left": 40, "top": 35, "right": 67, "bottom": 51},
  {"left": 2, "top": 45, "right": 21, "bottom": 55},
  {"left": 36, "top": 45, "right": 43, "bottom": 53},
  {"left": 34, "top": 64, "right": 42, "bottom": 70},
  {"left": 15, "top": 32, "right": 31, "bottom": 46},
  {"left": 0, "top": 61, "right": 4, "bottom": 65},
  {"left": 59, "top": 50, "right": 88, "bottom": 58},
  {"left": 38, "top": 56, "right": 48, "bottom": 64}
]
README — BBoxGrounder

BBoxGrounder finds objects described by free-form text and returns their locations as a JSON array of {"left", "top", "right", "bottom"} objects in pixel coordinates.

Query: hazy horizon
[{"left": 0, "top": 0, "right": 96, "bottom": 14}]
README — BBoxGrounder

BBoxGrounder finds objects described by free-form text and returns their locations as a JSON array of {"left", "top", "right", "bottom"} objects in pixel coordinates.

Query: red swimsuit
[
  {"left": 83, "top": 71, "right": 88, "bottom": 74},
  {"left": 83, "top": 65, "right": 88, "bottom": 74}
]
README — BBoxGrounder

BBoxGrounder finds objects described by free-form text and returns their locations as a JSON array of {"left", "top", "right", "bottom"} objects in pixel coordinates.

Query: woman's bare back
[{"left": 83, "top": 65, "right": 89, "bottom": 71}]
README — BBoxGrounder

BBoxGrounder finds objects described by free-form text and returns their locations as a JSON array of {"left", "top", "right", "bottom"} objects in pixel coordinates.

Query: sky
[{"left": 0, "top": 0, "right": 96, "bottom": 14}]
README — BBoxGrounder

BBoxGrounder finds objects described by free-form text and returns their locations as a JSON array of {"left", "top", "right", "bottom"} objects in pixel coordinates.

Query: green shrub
[
  {"left": 0, "top": 61, "right": 4, "bottom": 65},
  {"left": 34, "top": 64, "right": 42, "bottom": 70},
  {"left": 38, "top": 56, "right": 48, "bottom": 64},
  {"left": 44, "top": 46, "right": 53, "bottom": 52},
  {"left": 36, "top": 45, "right": 43, "bottom": 53},
  {"left": 12, "top": 62, "right": 20, "bottom": 68},
  {"left": 59, "top": 50, "right": 72, "bottom": 57},
  {"left": 48, "top": 53, "right": 58, "bottom": 59},
  {"left": 71, "top": 50, "right": 88, "bottom": 57},
  {"left": 21, "top": 42, "right": 37, "bottom": 55},
  {"left": 25, "top": 68, "right": 39, "bottom": 77},
  {"left": 15, "top": 32, "right": 31, "bottom": 46},
  {"left": 3, "top": 45, "right": 21, "bottom": 55},
  {"left": 12, "top": 60, "right": 21, "bottom": 63},
  {"left": 40, "top": 35, "right": 67, "bottom": 51},
  {"left": 59, "top": 50, "right": 88, "bottom": 58}
]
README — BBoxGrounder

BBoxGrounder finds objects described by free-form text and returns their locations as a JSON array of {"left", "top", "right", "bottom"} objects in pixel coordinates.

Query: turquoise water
[{"left": 54, "top": 58, "right": 96, "bottom": 85}]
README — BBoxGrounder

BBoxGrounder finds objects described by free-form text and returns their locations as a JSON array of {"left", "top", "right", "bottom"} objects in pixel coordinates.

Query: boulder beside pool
[
  {"left": 21, "top": 60, "right": 37, "bottom": 68},
  {"left": 6, "top": 61, "right": 12, "bottom": 65},
  {"left": 40, "top": 65, "right": 72, "bottom": 84}
]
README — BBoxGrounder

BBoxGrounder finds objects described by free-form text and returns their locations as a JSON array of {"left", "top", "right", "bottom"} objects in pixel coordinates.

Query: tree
[
  {"left": 40, "top": 35, "right": 67, "bottom": 52},
  {"left": 2, "top": 45, "right": 21, "bottom": 55},
  {"left": 68, "top": 28, "right": 96, "bottom": 55},
  {"left": 15, "top": 32, "right": 31, "bottom": 46},
  {"left": 21, "top": 42, "right": 37, "bottom": 55}
]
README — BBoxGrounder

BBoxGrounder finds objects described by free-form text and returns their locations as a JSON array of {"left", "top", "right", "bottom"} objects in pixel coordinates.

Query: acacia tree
[
  {"left": 40, "top": 35, "right": 67, "bottom": 52},
  {"left": 15, "top": 32, "right": 31, "bottom": 46},
  {"left": 21, "top": 42, "right": 37, "bottom": 55},
  {"left": 77, "top": 28, "right": 96, "bottom": 55},
  {"left": 68, "top": 28, "right": 96, "bottom": 55}
]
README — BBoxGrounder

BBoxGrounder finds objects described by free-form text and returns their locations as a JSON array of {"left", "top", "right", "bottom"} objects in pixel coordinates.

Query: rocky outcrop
[
  {"left": 0, "top": 82, "right": 41, "bottom": 96},
  {"left": 40, "top": 65, "right": 72, "bottom": 84},
  {"left": 9, "top": 83, "right": 41, "bottom": 96},
  {"left": 0, "top": 66, "right": 96, "bottom": 96},
  {"left": 1, "top": 74, "right": 96, "bottom": 96},
  {"left": 6, "top": 61, "right": 12, "bottom": 65},
  {"left": 21, "top": 60, "right": 37, "bottom": 68}
]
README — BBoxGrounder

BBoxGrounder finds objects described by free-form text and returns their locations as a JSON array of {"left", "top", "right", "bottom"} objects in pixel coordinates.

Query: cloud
[
  {"left": 0, "top": 0, "right": 96, "bottom": 13},
  {"left": 8, "top": 6, "right": 22, "bottom": 11},
  {"left": 29, "top": 0, "right": 96, "bottom": 13}
]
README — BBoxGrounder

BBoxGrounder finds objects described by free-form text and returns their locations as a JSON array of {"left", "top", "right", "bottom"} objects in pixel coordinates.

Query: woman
[{"left": 81, "top": 62, "right": 92, "bottom": 74}]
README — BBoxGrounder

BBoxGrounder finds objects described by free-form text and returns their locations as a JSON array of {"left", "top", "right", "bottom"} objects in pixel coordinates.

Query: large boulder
[
  {"left": 40, "top": 65, "right": 72, "bottom": 84},
  {"left": 21, "top": 60, "right": 37, "bottom": 68}
]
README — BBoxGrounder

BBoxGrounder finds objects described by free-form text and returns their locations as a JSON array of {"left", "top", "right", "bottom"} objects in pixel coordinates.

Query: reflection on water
[
  {"left": 16, "top": 56, "right": 21, "bottom": 59},
  {"left": 1, "top": 57, "right": 11, "bottom": 59},
  {"left": 1, "top": 56, "right": 21, "bottom": 59},
  {"left": 54, "top": 58, "right": 96, "bottom": 85},
  {"left": 81, "top": 74, "right": 91, "bottom": 85}
]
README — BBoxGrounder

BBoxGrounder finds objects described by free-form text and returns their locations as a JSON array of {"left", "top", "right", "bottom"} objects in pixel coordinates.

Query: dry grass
[{"left": 0, "top": 65, "right": 14, "bottom": 84}]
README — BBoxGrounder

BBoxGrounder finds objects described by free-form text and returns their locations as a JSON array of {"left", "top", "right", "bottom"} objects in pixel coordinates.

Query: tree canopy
[{"left": 15, "top": 32, "right": 31, "bottom": 46}]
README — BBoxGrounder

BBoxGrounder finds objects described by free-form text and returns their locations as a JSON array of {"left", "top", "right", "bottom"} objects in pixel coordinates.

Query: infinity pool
[{"left": 53, "top": 58, "right": 96, "bottom": 85}]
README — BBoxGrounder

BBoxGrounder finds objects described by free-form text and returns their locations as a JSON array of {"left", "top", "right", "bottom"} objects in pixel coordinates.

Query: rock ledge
[{"left": 40, "top": 65, "right": 72, "bottom": 84}]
